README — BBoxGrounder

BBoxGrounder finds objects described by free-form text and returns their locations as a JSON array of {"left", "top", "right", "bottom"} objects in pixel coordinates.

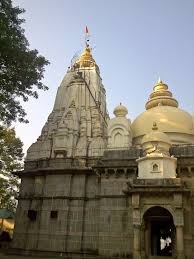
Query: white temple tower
[{"left": 26, "top": 44, "right": 109, "bottom": 160}]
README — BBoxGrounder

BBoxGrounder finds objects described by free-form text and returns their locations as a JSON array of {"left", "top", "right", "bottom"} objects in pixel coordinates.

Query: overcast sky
[{"left": 12, "top": 0, "right": 194, "bottom": 155}]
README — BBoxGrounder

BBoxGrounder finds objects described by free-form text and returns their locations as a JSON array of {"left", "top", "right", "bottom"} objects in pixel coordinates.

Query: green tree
[
  {"left": 0, "top": 0, "right": 49, "bottom": 125},
  {"left": 0, "top": 126, "right": 23, "bottom": 213},
  {"left": 0, "top": 0, "right": 49, "bottom": 212}
]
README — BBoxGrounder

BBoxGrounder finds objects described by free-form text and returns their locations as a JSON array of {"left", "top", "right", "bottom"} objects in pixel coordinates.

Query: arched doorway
[{"left": 143, "top": 206, "right": 176, "bottom": 258}]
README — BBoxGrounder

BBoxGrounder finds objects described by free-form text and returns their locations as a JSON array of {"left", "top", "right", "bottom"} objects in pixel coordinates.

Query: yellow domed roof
[
  {"left": 132, "top": 80, "right": 194, "bottom": 145},
  {"left": 113, "top": 103, "right": 128, "bottom": 117},
  {"left": 132, "top": 106, "right": 194, "bottom": 144}
]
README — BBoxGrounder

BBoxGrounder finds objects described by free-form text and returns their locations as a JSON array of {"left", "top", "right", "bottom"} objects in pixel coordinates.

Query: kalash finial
[
  {"left": 157, "top": 76, "right": 163, "bottom": 84},
  {"left": 153, "top": 77, "right": 168, "bottom": 91}
]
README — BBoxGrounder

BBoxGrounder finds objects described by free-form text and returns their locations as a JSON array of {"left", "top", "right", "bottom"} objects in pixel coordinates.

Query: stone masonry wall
[
  {"left": 13, "top": 172, "right": 133, "bottom": 257},
  {"left": 98, "top": 177, "right": 132, "bottom": 257}
]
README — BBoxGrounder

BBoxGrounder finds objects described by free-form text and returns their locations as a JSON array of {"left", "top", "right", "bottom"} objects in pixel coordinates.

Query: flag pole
[{"left": 85, "top": 25, "right": 90, "bottom": 47}]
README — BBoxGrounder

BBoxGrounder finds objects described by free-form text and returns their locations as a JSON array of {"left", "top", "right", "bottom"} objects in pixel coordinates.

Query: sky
[{"left": 12, "top": 0, "right": 194, "bottom": 155}]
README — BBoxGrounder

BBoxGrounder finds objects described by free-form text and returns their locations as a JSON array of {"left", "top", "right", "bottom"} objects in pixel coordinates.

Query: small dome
[
  {"left": 113, "top": 103, "right": 128, "bottom": 117},
  {"left": 142, "top": 122, "right": 171, "bottom": 145},
  {"left": 141, "top": 122, "right": 171, "bottom": 155}
]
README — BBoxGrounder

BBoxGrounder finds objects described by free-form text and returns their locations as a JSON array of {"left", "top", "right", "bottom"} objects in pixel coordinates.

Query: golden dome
[
  {"left": 145, "top": 79, "right": 178, "bottom": 110},
  {"left": 75, "top": 46, "right": 97, "bottom": 69},
  {"left": 132, "top": 80, "right": 194, "bottom": 145},
  {"left": 113, "top": 103, "right": 128, "bottom": 117}
]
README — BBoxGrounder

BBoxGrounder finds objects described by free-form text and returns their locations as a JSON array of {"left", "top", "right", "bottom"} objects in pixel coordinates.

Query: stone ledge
[
  {"left": 18, "top": 194, "right": 127, "bottom": 200},
  {"left": 13, "top": 168, "right": 93, "bottom": 177},
  {"left": 6, "top": 248, "right": 132, "bottom": 259},
  {"left": 123, "top": 178, "right": 190, "bottom": 194},
  {"left": 132, "top": 178, "right": 182, "bottom": 186}
]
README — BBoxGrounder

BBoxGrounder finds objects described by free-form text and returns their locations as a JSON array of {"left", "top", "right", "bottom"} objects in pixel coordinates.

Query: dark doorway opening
[
  {"left": 151, "top": 220, "right": 173, "bottom": 256},
  {"left": 144, "top": 206, "right": 175, "bottom": 257}
]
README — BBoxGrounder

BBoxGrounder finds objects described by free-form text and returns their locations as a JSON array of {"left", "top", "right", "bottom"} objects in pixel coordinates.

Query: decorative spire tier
[
  {"left": 74, "top": 46, "right": 99, "bottom": 70},
  {"left": 145, "top": 79, "right": 178, "bottom": 110}
]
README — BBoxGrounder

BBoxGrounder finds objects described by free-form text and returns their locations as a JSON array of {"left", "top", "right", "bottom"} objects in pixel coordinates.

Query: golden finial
[
  {"left": 74, "top": 26, "right": 99, "bottom": 69},
  {"left": 145, "top": 78, "right": 179, "bottom": 110},
  {"left": 154, "top": 78, "right": 168, "bottom": 91},
  {"left": 157, "top": 77, "right": 163, "bottom": 84},
  {"left": 75, "top": 46, "right": 95, "bottom": 68}
]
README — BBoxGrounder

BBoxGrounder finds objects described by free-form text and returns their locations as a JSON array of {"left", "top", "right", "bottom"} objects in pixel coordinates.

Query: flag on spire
[
  {"left": 85, "top": 26, "right": 90, "bottom": 46},
  {"left": 85, "top": 25, "right": 89, "bottom": 34}
]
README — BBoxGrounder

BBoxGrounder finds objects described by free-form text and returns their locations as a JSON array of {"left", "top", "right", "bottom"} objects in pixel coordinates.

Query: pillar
[
  {"left": 144, "top": 223, "right": 149, "bottom": 256},
  {"left": 133, "top": 225, "right": 141, "bottom": 259},
  {"left": 176, "top": 225, "right": 185, "bottom": 259}
]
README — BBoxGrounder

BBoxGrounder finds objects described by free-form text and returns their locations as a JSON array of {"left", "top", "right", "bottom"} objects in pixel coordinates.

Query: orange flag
[{"left": 85, "top": 26, "right": 89, "bottom": 34}]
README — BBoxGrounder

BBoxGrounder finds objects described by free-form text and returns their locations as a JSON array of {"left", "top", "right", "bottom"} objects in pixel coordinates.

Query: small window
[
  {"left": 28, "top": 210, "right": 37, "bottom": 221},
  {"left": 50, "top": 210, "right": 58, "bottom": 219},
  {"left": 153, "top": 163, "right": 159, "bottom": 172}
]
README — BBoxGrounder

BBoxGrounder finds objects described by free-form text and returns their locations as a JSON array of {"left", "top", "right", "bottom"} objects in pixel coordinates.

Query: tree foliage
[
  {"left": 0, "top": 126, "right": 23, "bottom": 213},
  {"left": 0, "top": 0, "right": 49, "bottom": 125}
]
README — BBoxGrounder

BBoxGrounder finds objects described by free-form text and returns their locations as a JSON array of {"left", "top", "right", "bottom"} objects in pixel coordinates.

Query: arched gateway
[{"left": 143, "top": 206, "right": 176, "bottom": 258}]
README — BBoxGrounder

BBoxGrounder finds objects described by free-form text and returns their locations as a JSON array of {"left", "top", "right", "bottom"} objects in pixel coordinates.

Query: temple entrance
[{"left": 143, "top": 206, "right": 175, "bottom": 258}]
